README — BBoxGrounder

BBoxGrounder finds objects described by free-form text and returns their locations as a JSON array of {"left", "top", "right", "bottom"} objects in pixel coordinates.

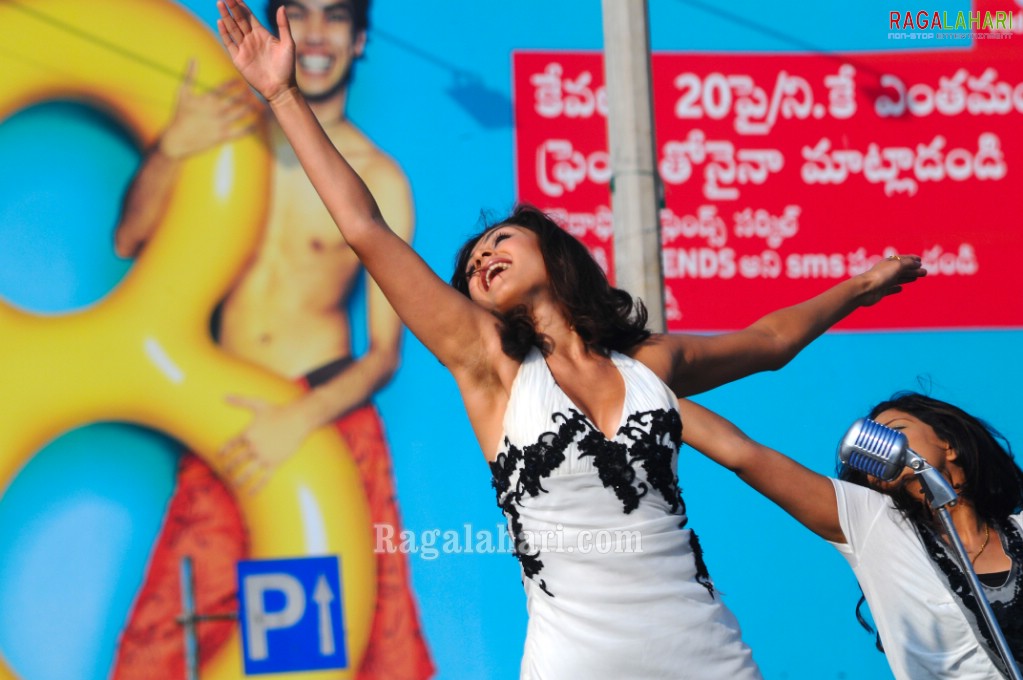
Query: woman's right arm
[
  {"left": 216, "top": 0, "right": 498, "bottom": 375},
  {"left": 678, "top": 398, "right": 845, "bottom": 542}
]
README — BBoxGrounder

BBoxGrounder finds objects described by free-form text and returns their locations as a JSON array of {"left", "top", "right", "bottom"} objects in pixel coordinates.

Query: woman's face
[
  {"left": 463, "top": 226, "right": 549, "bottom": 312},
  {"left": 873, "top": 408, "right": 962, "bottom": 500}
]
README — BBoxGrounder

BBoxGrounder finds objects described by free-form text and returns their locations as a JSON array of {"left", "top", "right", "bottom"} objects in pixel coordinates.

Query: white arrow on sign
[{"left": 313, "top": 574, "right": 336, "bottom": 656}]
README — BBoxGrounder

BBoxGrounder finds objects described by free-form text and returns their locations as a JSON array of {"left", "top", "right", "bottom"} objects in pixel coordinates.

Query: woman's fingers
[
  {"left": 216, "top": 3, "right": 243, "bottom": 48},
  {"left": 229, "top": 0, "right": 254, "bottom": 35},
  {"left": 275, "top": 4, "right": 292, "bottom": 40},
  {"left": 216, "top": 21, "right": 237, "bottom": 57}
]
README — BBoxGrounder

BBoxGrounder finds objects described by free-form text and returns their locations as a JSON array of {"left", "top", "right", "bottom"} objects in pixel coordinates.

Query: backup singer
[{"left": 680, "top": 392, "right": 1023, "bottom": 679}]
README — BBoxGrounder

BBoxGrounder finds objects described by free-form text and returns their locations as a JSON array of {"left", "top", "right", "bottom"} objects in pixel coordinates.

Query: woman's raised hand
[
  {"left": 857, "top": 254, "right": 927, "bottom": 307},
  {"left": 216, "top": 0, "right": 296, "bottom": 103}
]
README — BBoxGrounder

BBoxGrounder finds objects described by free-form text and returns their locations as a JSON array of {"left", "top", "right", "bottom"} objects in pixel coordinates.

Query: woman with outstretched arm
[
  {"left": 216, "top": 2, "right": 927, "bottom": 677},
  {"left": 679, "top": 394, "right": 1023, "bottom": 679}
]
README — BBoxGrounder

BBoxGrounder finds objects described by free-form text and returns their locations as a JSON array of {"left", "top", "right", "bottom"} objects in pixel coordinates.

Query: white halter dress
[{"left": 489, "top": 347, "right": 762, "bottom": 679}]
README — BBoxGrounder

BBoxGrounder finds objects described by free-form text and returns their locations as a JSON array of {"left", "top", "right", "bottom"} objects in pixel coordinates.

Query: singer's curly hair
[
  {"left": 838, "top": 391, "right": 1023, "bottom": 526},
  {"left": 449, "top": 204, "right": 651, "bottom": 360}
]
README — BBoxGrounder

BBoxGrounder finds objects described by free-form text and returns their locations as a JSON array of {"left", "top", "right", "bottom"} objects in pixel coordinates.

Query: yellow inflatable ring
[{"left": 0, "top": 0, "right": 374, "bottom": 677}]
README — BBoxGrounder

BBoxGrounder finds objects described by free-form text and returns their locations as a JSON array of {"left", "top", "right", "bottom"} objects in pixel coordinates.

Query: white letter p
[{"left": 244, "top": 573, "right": 306, "bottom": 660}]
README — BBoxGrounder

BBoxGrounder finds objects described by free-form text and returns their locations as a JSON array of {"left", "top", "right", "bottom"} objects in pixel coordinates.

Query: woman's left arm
[
  {"left": 638, "top": 255, "right": 925, "bottom": 396},
  {"left": 678, "top": 399, "right": 843, "bottom": 542}
]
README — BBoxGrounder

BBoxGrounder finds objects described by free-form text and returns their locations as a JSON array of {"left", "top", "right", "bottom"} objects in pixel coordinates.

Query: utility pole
[{"left": 601, "top": 0, "right": 666, "bottom": 331}]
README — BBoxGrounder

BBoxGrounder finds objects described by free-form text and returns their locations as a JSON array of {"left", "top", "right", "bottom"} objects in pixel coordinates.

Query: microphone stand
[{"left": 909, "top": 457, "right": 1022, "bottom": 680}]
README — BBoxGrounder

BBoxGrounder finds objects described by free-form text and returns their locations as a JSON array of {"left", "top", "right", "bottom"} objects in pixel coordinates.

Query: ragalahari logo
[{"left": 888, "top": 7, "right": 1020, "bottom": 40}]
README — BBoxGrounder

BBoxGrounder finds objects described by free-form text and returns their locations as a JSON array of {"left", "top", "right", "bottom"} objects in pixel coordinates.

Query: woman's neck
[
  {"left": 530, "top": 304, "right": 575, "bottom": 347},
  {"left": 938, "top": 499, "right": 1009, "bottom": 571}
]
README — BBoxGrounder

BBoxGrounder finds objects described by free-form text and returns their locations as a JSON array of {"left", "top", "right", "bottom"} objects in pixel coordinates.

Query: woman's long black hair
[{"left": 450, "top": 205, "right": 650, "bottom": 360}]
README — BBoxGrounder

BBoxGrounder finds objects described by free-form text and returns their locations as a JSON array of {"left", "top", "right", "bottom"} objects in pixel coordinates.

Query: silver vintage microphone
[
  {"left": 837, "top": 417, "right": 1022, "bottom": 680},
  {"left": 838, "top": 417, "right": 912, "bottom": 482},
  {"left": 838, "top": 417, "right": 958, "bottom": 508}
]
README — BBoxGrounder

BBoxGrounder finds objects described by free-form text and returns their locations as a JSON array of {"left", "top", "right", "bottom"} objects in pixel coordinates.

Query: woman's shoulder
[
  {"left": 832, "top": 477, "right": 896, "bottom": 504},
  {"left": 832, "top": 479, "right": 906, "bottom": 527},
  {"left": 625, "top": 333, "right": 674, "bottom": 383}
]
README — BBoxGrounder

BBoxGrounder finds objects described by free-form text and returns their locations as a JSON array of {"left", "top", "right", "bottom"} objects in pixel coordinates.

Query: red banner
[{"left": 513, "top": 6, "right": 1022, "bottom": 331}]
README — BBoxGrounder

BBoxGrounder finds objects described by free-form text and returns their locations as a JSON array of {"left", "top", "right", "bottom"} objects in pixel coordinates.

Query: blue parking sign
[{"left": 237, "top": 555, "right": 348, "bottom": 675}]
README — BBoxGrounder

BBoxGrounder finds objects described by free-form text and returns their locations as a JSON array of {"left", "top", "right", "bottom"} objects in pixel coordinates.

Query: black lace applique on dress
[
  {"left": 579, "top": 408, "right": 683, "bottom": 515},
  {"left": 993, "top": 521, "right": 1023, "bottom": 669},
  {"left": 489, "top": 405, "right": 716, "bottom": 598},
  {"left": 577, "top": 428, "right": 647, "bottom": 513},
  {"left": 916, "top": 517, "right": 1023, "bottom": 673},
  {"left": 994, "top": 520, "right": 1023, "bottom": 670},
  {"left": 621, "top": 409, "right": 686, "bottom": 514},
  {"left": 688, "top": 528, "right": 716, "bottom": 598},
  {"left": 490, "top": 410, "right": 589, "bottom": 597}
]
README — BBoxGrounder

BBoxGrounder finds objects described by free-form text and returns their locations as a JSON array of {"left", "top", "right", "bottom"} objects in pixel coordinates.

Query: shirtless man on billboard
[{"left": 112, "top": 1, "right": 432, "bottom": 677}]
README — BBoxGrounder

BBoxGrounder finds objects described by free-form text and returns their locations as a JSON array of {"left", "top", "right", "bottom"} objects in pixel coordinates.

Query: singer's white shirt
[{"left": 829, "top": 479, "right": 1020, "bottom": 680}]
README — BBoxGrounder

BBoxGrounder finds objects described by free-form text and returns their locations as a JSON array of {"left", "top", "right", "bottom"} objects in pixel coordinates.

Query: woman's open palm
[{"left": 216, "top": 0, "right": 295, "bottom": 102}]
